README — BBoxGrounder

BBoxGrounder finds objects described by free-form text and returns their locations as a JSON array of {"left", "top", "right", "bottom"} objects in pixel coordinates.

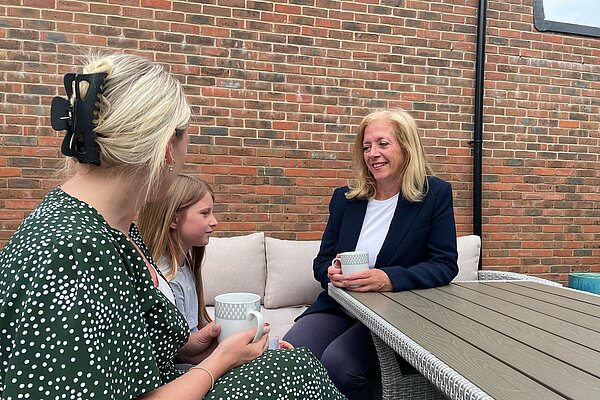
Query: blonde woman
[
  {"left": 0, "top": 53, "right": 346, "bottom": 400},
  {"left": 284, "top": 108, "right": 459, "bottom": 400}
]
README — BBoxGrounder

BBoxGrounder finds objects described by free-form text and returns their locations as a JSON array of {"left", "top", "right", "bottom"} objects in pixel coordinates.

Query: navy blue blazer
[{"left": 303, "top": 176, "right": 459, "bottom": 317}]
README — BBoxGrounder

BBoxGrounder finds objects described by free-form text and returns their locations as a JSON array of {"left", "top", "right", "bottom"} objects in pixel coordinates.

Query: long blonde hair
[
  {"left": 346, "top": 108, "right": 432, "bottom": 202},
  {"left": 64, "top": 53, "right": 191, "bottom": 202},
  {"left": 138, "top": 174, "right": 214, "bottom": 325}
]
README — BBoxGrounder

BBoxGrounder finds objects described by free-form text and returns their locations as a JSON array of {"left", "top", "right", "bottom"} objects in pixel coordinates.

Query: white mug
[
  {"left": 214, "top": 292, "right": 264, "bottom": 343},
  {"left": 332, "top": 251, "right": 370, "bottom": 287}
]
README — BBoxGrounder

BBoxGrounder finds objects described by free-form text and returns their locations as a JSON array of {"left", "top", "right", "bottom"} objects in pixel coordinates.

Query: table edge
[{"left": 328, "top": 284, "right": 494, "bottom": 400}]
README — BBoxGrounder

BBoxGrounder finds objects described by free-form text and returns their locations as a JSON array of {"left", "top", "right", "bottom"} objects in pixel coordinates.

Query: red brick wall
[{"left": 1, "top": 0, "right": 598, "bottom": 284}]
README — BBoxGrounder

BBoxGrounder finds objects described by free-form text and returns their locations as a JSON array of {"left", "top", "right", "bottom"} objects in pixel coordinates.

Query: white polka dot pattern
[
  {"left": 0, "top": 189, "right": 347, "bottom": 400},
  {"left": 0, "top": 189, "right": 189, "bottom": 399},
  {"left": 205, "top": 348, "right": 347, "bottom": 400}
]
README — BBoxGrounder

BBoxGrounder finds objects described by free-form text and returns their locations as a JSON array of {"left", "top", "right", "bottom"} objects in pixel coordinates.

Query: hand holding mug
[
  {"left": 327, "top": 256, "right": 343, "bottom": 284},
  {"left": 210, "top": 324, "right": 271, "bottom": 371},
  {"left": 176, "top": 322, "right": 220, "bottom": 364},
  {"left": 346, "top": 268, "right": 394, "bottom": 292},
  {"left": 331, "top": 251, "right": 370, "bottom": 288}
]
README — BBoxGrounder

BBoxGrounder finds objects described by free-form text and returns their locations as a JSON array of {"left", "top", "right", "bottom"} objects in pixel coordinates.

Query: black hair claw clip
[{"left": 51, "top": 72, "right": 107, "bottom": 166}]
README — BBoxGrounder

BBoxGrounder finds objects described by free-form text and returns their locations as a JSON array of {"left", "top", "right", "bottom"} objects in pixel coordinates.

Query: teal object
[{"left": 568, "top": 273, "right": 600, "bottom": 295}]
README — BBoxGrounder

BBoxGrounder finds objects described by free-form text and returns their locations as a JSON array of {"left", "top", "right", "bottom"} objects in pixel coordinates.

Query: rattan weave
[{"left": 331, "top": 270, "right": 561, "bottom": 400}]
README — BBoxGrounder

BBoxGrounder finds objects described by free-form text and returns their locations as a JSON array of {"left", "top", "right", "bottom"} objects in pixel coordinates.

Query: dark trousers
[{"left": 283, "top": 310, "right": 378, "bottom": 400}]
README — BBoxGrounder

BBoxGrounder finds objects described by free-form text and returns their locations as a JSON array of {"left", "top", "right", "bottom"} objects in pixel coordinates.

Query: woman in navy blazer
[{"left": 284, "top": 109, "right": 458, "bottom": 400}]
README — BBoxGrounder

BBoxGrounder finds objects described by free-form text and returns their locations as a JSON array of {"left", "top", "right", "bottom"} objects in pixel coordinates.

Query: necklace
[{"left": 128, "top": 236, "right": 159, "bottom": 288}]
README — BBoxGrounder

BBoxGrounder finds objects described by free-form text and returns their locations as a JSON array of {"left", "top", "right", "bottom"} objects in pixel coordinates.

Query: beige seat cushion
[
  {"left": 202, "top": 232, "right": 266, "bottom": 306},
  {"left": 453, "top": 235, "right": 481, "bottom": 281},
  {"left": 263, "top": 237, "right": 323, "bottom": 309},
  {"left": 260, "top": 307, "right": 307, "bottom": 339}
]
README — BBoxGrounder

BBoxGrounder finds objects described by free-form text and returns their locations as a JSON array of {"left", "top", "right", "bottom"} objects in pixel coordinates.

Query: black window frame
[{"left": 533, "top": 0, "right": 600, "bottom": 38}]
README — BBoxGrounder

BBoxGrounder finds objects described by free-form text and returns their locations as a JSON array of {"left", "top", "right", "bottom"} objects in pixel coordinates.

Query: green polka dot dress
[
  {"left": 205, "top": 347, "right": 347, "bottom": 400},
  {"left": 0, "top": 188, "right": 189, "bottom": 399},
  {"left": 0, "top": 189, "right": 347, "bottom": 400}
]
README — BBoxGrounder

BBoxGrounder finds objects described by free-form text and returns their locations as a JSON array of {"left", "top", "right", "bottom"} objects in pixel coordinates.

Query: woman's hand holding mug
[
  {"left": 327, "top": 254, "right": 344, "bottom": 286},
  {"left": 330, "top": 251, "right": 370, "bottom": 288}
]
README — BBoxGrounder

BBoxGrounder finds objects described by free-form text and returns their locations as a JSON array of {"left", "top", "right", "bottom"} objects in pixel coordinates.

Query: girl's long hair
[{"left": 138, "top": 174, "right": 213, "bottom": 326}]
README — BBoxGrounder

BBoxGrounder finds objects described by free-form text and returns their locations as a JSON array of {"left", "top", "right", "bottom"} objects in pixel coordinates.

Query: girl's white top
[{"left": 157, "top": 256, "right": 199, "bottom": 333}]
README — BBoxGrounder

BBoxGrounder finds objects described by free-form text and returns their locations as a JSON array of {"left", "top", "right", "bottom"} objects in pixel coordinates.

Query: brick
[
  {"left": 0, "top": 1, "right": 597, "bottom": 283},
  {"left": 140, "top": 0, "right": 171, "bottom": 10}
]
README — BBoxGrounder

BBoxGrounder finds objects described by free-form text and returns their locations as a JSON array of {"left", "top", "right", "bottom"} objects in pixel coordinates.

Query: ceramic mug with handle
[
  {"left": 332, "top": 251, "right": 370, "bottom": 287},
  {"left": 214, "top": 292, "right": 264, "bottom": 343}
]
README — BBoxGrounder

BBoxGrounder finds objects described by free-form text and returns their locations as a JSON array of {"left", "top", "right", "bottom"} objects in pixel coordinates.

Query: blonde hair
[
  {"left": 64, "top": 53, "right": 191, "bottom": 201},
  {"left": 137, "top": 174, "right": 214, "bottom": 325},
  {"left": 346, "top": 108, "right": 432, "bottom": 202}
]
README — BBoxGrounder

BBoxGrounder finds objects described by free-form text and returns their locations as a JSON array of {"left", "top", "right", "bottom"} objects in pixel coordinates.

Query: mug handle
[
  {"left": 331, "top": 257, "right": 341, "bottom": 268},
  {"left": 246, "top": 310, "right": 264, "bottom": 343}
]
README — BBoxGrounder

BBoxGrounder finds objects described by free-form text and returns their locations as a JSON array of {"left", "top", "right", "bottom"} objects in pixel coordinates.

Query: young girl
[
  {"left": 138, "top": 174, "right": 216, "bottom": 332},
  {"left": 138, "top": 174, "right": 293, "bottom": 351}
]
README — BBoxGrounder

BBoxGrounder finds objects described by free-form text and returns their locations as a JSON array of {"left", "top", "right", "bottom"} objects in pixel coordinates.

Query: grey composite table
[{"left": 329, "top": 281, "right": 600, "bottom": 400}]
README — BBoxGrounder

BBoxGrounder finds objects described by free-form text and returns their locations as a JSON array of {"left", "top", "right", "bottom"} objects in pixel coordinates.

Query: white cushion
[
  {"left": 261, "top": 307, "right": 307, "bottom": 339},
  {"left": 202, "top": 232, "right": 266, "bottom": 306},
  {"left": 263, "top": 237, "right": 323, "bottom": 309},
  {"left": 453, "top": 235, "right": 481, "bottom": 281}
]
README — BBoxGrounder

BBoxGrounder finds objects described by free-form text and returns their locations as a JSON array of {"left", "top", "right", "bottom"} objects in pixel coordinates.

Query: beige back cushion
[
  {"left": 263, "top": 237, "right": 323, "bottom": 309},
  {"left": 202, "top": 232, "right": 266, "bottom": 306},
  {"left": 453, "top": 235, "right": 481, "bottom": 281}
]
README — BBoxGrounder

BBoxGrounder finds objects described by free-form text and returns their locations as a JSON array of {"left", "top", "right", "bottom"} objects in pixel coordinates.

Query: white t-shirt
[
  {"left": 157, "top": 256, "right": 199, "bottom": 333},
  {"left": 154, "top": 264, "right": 176, "bottom": 305},
  {"left": 355, "top": 193, "right": 399, "bottom": 268}
]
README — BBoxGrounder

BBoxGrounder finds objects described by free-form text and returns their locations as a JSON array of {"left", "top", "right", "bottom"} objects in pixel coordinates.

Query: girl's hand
[
  {"left": 176, "top": 322, "right": 220, "bottom": 364},
  {"left": 278, "top": 339, "right": 294, "bottom": 349}
]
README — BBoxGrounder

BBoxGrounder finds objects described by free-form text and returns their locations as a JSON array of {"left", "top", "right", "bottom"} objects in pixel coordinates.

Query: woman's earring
[{"left": 167, "top": 159, "right": 175, "bottom": 172}]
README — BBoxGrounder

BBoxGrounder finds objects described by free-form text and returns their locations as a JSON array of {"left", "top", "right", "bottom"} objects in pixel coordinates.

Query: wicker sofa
[
  {"left": 201, "top": 233, "right": 561, "bottom": 399},
  {"left": 201, "top": 233, "right": 553, "bottom": 341},
  {"left": 202, "top": 232, "right": 322, "bottom": 339}
]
